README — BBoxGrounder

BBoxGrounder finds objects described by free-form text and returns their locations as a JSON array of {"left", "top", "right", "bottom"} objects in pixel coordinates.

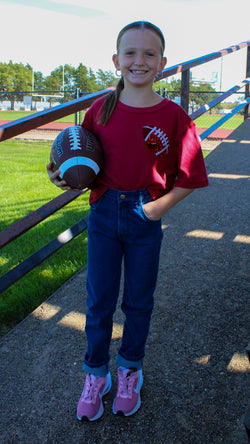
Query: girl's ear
[
  {"left": 112, "top": 54, "right": 120, "bottom": 70},
  {"left": 159, "top": 57, "right": 167, "bottom": 73}
]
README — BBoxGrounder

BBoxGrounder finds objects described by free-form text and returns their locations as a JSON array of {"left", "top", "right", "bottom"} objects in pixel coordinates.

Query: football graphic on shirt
[
  {"left": 50, "top": 126, "right": 103, "bottom": 189},
  {"left": 143, "top": 126, "right": 169, "bottom": 157}
]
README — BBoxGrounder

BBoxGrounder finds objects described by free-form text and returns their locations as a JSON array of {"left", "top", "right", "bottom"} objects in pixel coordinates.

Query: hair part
[
  {"left": 98, "top": 21, "right": 165, "bottom": 125},
  {"left": 116, "top": 21, "right": 165, "bottom": 56}
]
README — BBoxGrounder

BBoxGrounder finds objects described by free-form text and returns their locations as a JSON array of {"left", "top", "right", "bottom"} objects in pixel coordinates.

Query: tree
[
  {"left": 0, "top": 62, "right": 13, "bottom": 91},
  {"left": 190, "top": 82, "right": 219, "bottom": 108},
  {"left": 44, "top": 67, "right": 65, "bottom": 104},
  {"left": 74, "top": 63, "right": 97, "bottom": 93},
  {"left": 96, "top": 69, "right": 117, "bottom": 89},
  {"left": 0, "top": 61, "right": 33, "bottom": 109},
  {"left": 153, "top": 77, "right": 222, "bottom": 111},
  {"left": 33, "top": 71, "right": 46, "bottom": 91},
  {"left": 45, "top": 67, "right": 63, "bottom": 91}
]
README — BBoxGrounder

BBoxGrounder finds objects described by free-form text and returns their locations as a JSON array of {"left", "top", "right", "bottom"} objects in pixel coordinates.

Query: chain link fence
[
  {"left": 0, "top": 89, "right": 86, "bottom": 141},
  {"left": 154, "top": 48, "right": 249, "bottom": 151},
  {"left": 155, "top": 87, "right": 245, "bottom": 151}
]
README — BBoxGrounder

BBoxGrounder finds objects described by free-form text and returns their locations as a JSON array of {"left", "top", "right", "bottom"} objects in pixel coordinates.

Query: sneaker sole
[
  {"left": 77, "top": 372, "right": 112, "bottom": 422},
  {"left": 113, "top": 370, "right": 143, "bottom": 417}
]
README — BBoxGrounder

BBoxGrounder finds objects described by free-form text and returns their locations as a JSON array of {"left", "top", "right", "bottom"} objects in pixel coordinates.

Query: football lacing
[
  {"left": 153, "top": 127, "right": 169, "bottom": 151},
  {"left": 69, "top": 126, "right": 82, "bottom": 151}
]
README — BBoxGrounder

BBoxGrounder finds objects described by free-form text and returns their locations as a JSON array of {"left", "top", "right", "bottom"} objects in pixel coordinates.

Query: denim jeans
[{"left": 83, "top": 189, "right": 163, "bottom": 376}]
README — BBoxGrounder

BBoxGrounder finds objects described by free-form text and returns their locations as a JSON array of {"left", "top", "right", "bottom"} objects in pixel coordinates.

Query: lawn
[
  {"left": 194, "top": 114, "right": 244, "bottom": 130},
  {"left": 0, "top": 110, "right": 78, "bottom": 123},
  {"left": 0, "top": 138, "right": 90, "bottom": 336}
]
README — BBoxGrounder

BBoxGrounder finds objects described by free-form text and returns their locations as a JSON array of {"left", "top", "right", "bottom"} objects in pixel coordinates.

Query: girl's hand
[
  {"left": 143, "top": 187, "right": 194, "bottom": 221},
  {"left": 46, "top": 162, "right": 87, "bottom": 192},
  {"left": 143, "top": 201, "right": 163, "bottom": 221},
  {"left": 47, "top": 162, "right": 70, "bottom": 190}
]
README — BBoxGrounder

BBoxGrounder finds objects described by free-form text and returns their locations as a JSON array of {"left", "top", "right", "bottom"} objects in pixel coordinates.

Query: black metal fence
[{"left": 0, "top": 88, "right": 86, "bottom": 125}]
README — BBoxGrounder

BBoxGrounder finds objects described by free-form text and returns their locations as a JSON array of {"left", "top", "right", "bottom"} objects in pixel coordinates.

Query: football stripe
[{"left": 59, "top": 157, "right": 100, "bottom": 178}]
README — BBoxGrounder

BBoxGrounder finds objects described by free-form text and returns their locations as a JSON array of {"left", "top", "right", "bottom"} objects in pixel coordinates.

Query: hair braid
[{"left": 98, "top": 77, "right": 124, "bottom": 125}]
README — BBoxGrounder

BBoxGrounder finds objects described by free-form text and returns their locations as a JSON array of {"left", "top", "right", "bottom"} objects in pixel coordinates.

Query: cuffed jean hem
[
  {"left": 116, "top": 353, "right": 143, "bottom": 370},
  {"left": 82, "top": 362, "right": 109, "bottom": 377}
]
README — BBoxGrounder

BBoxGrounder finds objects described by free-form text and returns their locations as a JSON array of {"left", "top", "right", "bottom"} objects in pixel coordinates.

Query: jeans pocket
[
  {"left": 140, "top": 203, "right": 155, "bottom": 222},
  {"left": 137, "top": 196, "right": 160, "bottom": 223}
]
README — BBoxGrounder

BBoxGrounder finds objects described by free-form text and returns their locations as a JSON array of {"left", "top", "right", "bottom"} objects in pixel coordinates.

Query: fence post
[
  {"left": 244, "top": 44, "right": 250, "bottom": 120},
  {"left": 181, "top": 69, "right": 190, "bottom": 113},
  {"left": 75, "top": 88, "right": 80, "bottom": 125}
]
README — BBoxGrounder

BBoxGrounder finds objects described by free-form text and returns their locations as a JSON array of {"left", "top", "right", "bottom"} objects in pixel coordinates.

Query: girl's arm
[{"left": 143, "top": 187, "right": 194, "bottom": 221}]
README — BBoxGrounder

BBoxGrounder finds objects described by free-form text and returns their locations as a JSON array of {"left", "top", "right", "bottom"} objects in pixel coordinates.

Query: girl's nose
[{"left": 135, "top": 53, "right": 144, "bottom": 65}]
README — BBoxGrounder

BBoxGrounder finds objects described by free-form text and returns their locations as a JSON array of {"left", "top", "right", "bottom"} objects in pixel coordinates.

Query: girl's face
[{"left": 113, "top": 29, "right": 167, "bottom": 89}]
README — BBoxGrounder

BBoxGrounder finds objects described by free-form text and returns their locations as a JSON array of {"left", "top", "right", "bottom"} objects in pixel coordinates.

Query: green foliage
[
  {"left": 96, "top": 69, "right": 117, "bottom": 88},
  {"left": 153, "top": 78, "right": 223, "bottom": 110},
  {"left": 0, "top": 61, "right": 117, "bottom": 98},
  {"left": 0, "top": 61, "right": 118, "bottom": 110},
  {"left": 0, "top": 139, "right": 90, "bottom": 336},
  {"left": 45, "top": 66, "right": 63, "bottom": 91},
  {"left": 0, "top": 61, "right": 33, "bottom": 109},
  {"left": 34, "top": 71, "right": 46, "bottom": 90},
  {"left": 190, "top": 82, "right": 221, "bottom": 108},
  {"left": 0, "top": 61, "right": 32, "bottom": 92}
]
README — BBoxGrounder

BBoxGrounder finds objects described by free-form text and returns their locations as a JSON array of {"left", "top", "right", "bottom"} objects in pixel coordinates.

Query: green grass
[
  {"left": 202, "top": 151, "right": 210, "bottom": 158},
  {"left": 0, "top": 110, "right": 79, "bottom": 123},
  {"left": 194, "top": 114, "right": 244, "bottom": 130},
  {"left": 0, "top": 139, "right": 90, "bottom": 336}
]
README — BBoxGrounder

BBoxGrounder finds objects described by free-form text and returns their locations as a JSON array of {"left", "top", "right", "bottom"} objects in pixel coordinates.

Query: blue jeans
[{"left": 83, "top": 189, "right": 163, "bottom": 376}]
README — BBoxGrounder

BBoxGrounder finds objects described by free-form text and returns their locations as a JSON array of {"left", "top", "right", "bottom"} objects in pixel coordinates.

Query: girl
[{"left": 47, "top": 21, "right": 208, "bottom": 421}]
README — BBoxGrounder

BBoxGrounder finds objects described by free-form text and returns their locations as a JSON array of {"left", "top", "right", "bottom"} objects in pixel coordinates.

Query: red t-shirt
[{"left": 82, "top": 97, "right": 208, "bottom": 204}]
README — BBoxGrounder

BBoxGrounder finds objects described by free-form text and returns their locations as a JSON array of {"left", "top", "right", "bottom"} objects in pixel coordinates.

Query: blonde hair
[{"left": 99, "top": 21, "right": 165, "bottom": 125}]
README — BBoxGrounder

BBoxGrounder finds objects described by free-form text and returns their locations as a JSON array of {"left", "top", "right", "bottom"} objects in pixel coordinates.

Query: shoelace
[
  {"left": 82, "top": 374, "right": 102, "bottom": 403},
  {"left": 118, "top": 369, "right": 136, "bottom": 399}
]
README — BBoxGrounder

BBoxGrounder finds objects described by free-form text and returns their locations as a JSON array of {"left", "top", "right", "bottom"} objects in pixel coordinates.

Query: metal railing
[{"left": 0, "top": 40, "right": 249, "bottom": 294}]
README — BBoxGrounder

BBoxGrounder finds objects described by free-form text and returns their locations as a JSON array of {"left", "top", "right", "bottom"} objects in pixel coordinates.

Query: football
[{"left": 50, "top": 126, "right": 103, "bottom": 189}]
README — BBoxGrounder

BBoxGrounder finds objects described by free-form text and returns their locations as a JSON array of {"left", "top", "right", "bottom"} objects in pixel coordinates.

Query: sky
[{"left": 0, "top": 0, "right": 249, "bottom": 90}]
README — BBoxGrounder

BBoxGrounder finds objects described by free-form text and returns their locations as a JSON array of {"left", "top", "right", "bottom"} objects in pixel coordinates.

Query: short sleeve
[{"left": 175, "top": 116, "right": 208, "bottom": 189}]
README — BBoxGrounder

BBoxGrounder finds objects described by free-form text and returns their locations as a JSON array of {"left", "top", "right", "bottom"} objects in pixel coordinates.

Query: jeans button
[{"left": 120, "top": 194, "right": 126, "bottom": 200}]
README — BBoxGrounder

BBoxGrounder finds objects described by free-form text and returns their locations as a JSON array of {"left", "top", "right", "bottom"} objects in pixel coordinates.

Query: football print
[{"left": 143, "top": 126, "right": 169, "bottom": 157}]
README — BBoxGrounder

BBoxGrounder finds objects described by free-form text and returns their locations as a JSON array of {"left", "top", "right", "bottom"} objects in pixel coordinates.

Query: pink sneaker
[
  {"left": 113, "top": 368, "right": 143, "bottom": 416},
  {"left": 77, "top": 372, "right": 112, "bottom": 421}
]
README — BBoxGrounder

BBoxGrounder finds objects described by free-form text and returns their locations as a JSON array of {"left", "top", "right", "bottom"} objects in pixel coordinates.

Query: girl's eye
[
  {"left": 126, "top": 51, "right": 134, "bottom": 55},
  {"left": 146, "top": 52, "right": 155, "bottom": 57}
]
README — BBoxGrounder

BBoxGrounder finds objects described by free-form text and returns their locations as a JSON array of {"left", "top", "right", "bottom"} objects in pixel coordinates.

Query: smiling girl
[{"left": 47, "top": 20, "right": 208, "bottom": 422}]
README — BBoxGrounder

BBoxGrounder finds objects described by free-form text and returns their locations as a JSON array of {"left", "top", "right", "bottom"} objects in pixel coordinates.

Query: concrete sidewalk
[{"left": 0, "top": 120, "right": 249, "bottom": 443}]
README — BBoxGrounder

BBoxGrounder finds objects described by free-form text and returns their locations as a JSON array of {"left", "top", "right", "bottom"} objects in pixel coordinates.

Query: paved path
[{"left": 0, "top": 119, "right": 249, "bottom": 443}]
